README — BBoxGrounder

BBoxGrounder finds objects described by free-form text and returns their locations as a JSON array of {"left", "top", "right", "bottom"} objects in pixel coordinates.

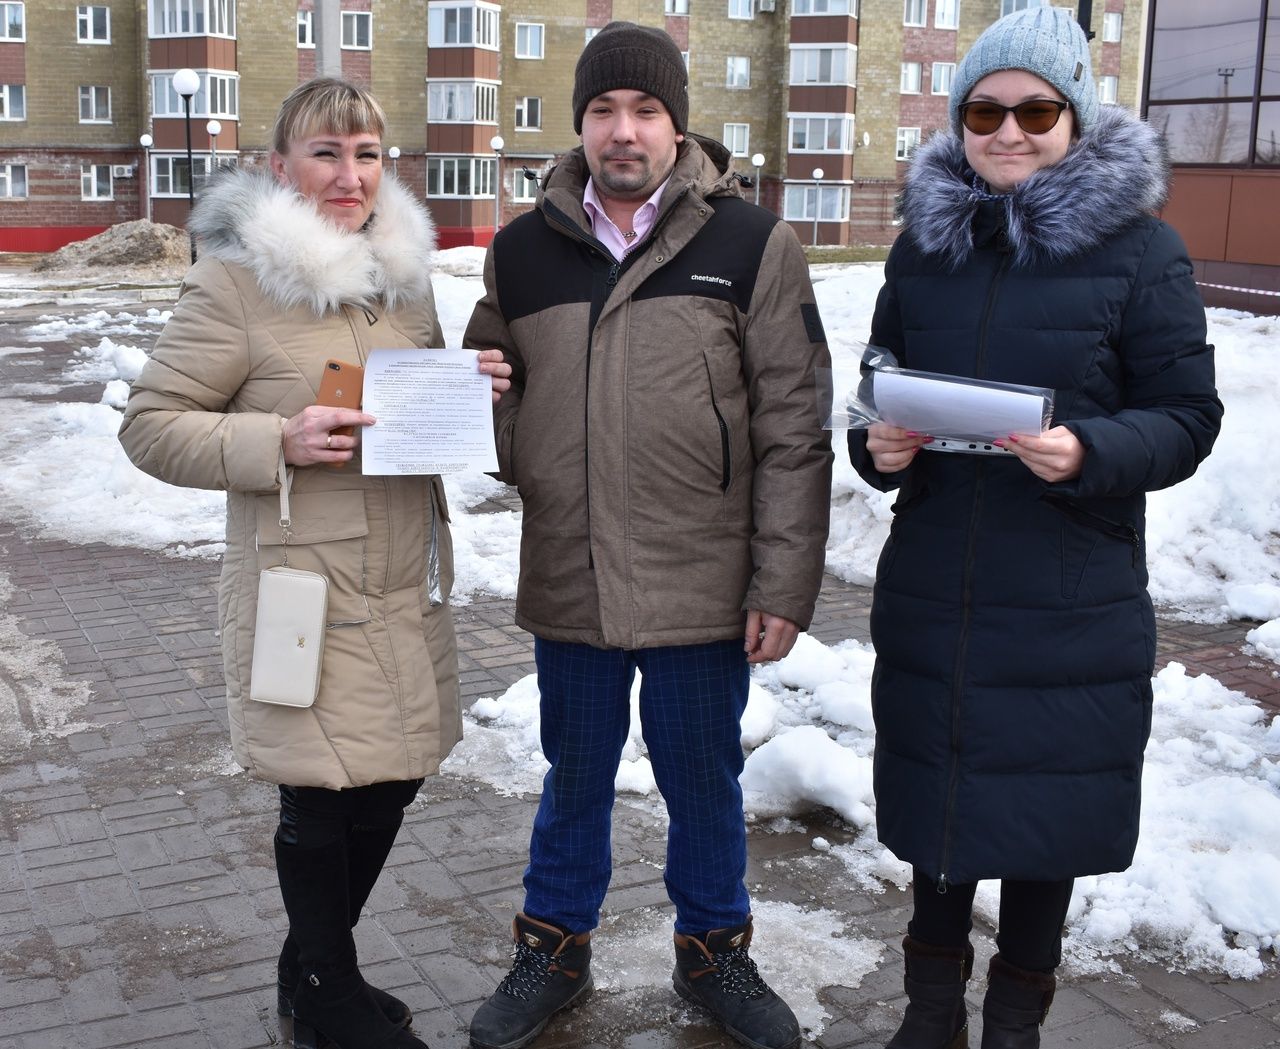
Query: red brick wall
[
  {"left": 0, "top": 150, "right": 143, "bottom": 238},
  {"left": 0, "top": 41, "right": 23, "bottom": 81}
]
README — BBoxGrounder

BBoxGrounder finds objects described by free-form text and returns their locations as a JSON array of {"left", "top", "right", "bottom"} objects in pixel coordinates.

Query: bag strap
[{"left": 277, "top": 449, "right": 295, "bottom": 564}]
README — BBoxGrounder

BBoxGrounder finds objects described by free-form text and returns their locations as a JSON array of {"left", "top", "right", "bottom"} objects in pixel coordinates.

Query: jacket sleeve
[
  {"left": 849, "top": 241, "right": 911, "bottom": 494},
  {"left": 118, "top": 258, "right": 284, "bottom": 492},
  {"left": 740, "top": 221, "right": 834, "bottom": 630},
  {"left": 1054, "top": 222, "right": 1223, "bottom": 498},
  {"left": 463, "top": 242, "right": 523, "bottom": 485}
]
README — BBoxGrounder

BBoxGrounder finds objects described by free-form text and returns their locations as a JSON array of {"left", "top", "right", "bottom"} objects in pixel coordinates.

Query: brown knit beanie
[{"left": 572, "top": 21, "right": 689, "bottom": 134}]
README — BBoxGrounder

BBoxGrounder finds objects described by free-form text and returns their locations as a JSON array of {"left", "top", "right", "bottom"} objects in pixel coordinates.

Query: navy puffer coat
[{"left": 850, "top": 107, "right": 1223, "bottom": 887}]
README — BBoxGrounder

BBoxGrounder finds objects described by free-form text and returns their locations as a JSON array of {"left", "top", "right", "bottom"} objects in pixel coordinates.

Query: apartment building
[{"left": 0, "top": 0, "right": 1147, "bottom": 252}]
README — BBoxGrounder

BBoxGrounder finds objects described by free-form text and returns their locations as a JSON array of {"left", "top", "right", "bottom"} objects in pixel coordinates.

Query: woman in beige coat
[{"left": 119, "top": 78, "right": 509, "bottom": 1049}]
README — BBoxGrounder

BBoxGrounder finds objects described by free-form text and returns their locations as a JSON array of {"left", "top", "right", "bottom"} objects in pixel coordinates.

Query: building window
[
  {"left": 151, "top": 71, "right": 239, "bottom": 118},
  {"left": 0, "top": 84, "right": 25, "bottom": 121},
  {"left": 81, "top": 163, "right": 113, "bottom": 201},
  {"left": 931, "top": 62, "right": 955, "bottom": 95},
  {"left": 789, "top": 114, "right": 853, "bottom": 152},
  {"left": 297, "top": 10, "right": 313, "bottom": 46},
  {"left": 341, "top": 10, "right": 371, "bottom": 48},
  {"left": 428, "top": 81, "right": 498, "bottom": 122},
  {"left": 427, "top": 156, "right": 497, "bottom": 197},
  {"left": 428, "top": 2, "right": 500, "bottom": 50},
  {"left": 723, "top": 123, "right": 750, "bottom": 157},
  {"left": 896, "top": 126, "right": 921, "bottom": 160},
  {"left": 726, "top": 56, "right": 750, "bottom": 88},
  {"left": 903, "top": 0, "right": 925, "bottom": 27},
  {"left": 584, "top": 26, "right": 599, "bottom": 43},
  {"left": 515, "top": 22, "right": 543, "bottom": 59},
  {"left": 1, "top": 2, "right": 23, "bottom": 41},
  {"left": 682, "top": 51, "right": 690, "bottom": 69},
  {"left": 79, "top": 85, "right": 112, "bottom": 123},
  {"left": 1000, "top": 0, "right": 1047, "bottom": 14},
  {"left": 0, "top": 163, "right": 27, "bottom": 198},
  {"left": 790, "top": 46, "right": 856, "bottom": 86},
  {"left": 901, "top": 62, "right": 921, "bottom": 93},
  {"left": 794, "top": 0, "right": 854, "bottom": 12},
  {"left": 1102, "top": 11, "right": 1122, "bottom": 43},
  {"left": 149, "top": 0, "right": 235, "bottom": 38},
  {"left": 152, "top": 154, "right": 213, "bottom": 195},
  {"left": 728, "top": 0, "right": 753, "bottom": 18},
  {"left": 78, "top": 5, "right": 111, "bottom": 42},
  {"left": 665, "top": 0, "right": 689, "bottom": 13},
  {"left": 514, "top": 96, "right": 542, "bottom": 129},
  {"left": 1099, "top": 75, "right": 1118, "bottom": 105},
  {"left": 935, "top": 0, "right": 958, "bottom": 29},
  {"left": 511, "top": 165, "right": 543, "bottom": 203},
  {"left": 783, "top": 183, "right": 850, "bottom": 222}
]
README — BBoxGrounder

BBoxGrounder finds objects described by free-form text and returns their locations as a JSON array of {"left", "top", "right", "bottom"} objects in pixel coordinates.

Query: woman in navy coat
[{"left": 850, "top": 10, "right": 1223, "bottom": 1049}]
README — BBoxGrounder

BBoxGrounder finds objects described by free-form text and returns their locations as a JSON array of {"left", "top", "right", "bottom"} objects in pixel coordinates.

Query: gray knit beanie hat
[
  {"left": 950, "top": 6, "right": 1099, "bottom": 136},
  {"left": 573, "top": 21, "right": 689, "bottom": 134}
]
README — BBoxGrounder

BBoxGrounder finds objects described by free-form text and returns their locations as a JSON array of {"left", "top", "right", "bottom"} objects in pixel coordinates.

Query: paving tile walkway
[{"left": 0, "top": 296, "right": 1276, "bottom": 1048}]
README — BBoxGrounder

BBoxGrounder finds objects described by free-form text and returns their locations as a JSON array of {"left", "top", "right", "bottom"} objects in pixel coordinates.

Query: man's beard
[{"left": 594, "top": 153, "right": 655, "bottom": 200}]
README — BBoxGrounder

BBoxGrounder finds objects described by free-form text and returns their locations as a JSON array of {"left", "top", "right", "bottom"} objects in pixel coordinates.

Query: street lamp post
[
  {"left": 205, "top": 119, "right": 221, "bottom": 175},
  {"left": 811, "top": 167, "right": 824, "bottom": 247},
  {"left": 489, "top": 134, "right": 505, "bottom": 238},
  {"left": 387, "top": 145, "right": 400, "bottom": 177},
  {"left": 172, "top": 67, "right": 201, "bottom": 263},
  {"left": 751, "top": 152, "right": 765, "bottom": 207},
  {"left": 139, "top": 133, "right": 153, "bottom": 223}
]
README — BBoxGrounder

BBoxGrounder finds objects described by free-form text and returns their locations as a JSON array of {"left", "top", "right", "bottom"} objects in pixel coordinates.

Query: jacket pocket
[
  {"left": 255, "top": 489, "right": 371, "bottom": 625},
  {"left": 702, "top": 353, "right": 732, "bottom": 492},
  {"left": 1043, "top": 496, "right": 1140, "bottom": 600},
  {"left": 879, "top": 484, "right": 930, "bottom": 580}
]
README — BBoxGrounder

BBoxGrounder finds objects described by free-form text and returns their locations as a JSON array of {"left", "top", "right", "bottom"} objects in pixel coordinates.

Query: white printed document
[
  {"left": 360, "top": 349, "right": 498, "bottom": 476},
  {"left": 874, "top": 370, "right": 1049, "bottom": 446}
]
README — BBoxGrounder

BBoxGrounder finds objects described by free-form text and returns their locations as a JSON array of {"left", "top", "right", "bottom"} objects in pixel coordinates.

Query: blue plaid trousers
[{"left": 523, "top": 637, "right": 751, "bottom": 936}]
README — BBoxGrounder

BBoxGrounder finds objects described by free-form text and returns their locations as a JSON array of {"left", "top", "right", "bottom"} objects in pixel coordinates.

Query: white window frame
[
  {"left": 150, "top": 70, "right": 239, "bottom": 119},
  {"left": 896, "top": 126, "right": 921, "bottom": 160},
  {"left": 1102, "top": 12, "right": 1122, "bottom": 43},
  {"left": 0, "top": 83, "right": 25, "bottom": 121},
  {"left": 783, "top": 183, "right": 850, "bottom": 222},
  {"left": 931, "top": 62, "right": 955, "bottom": 96},
  {"left": 514, "top": 22, "right": 543, "bottom": 59},
  {"left": 723, "top": 122, "right": 750, "bottom": 157},
  {"left": 728, "top": 0, "right": 753, "bottom": 19},
  {"left": 682, "top": 51, "right": 690, "bottom": 69},
  {"left": 78, "top": 5, "right": 111, "bottom": 43},
  {"left": 1, "top": 2, "right": 24, "bottom": 41},
  {"left": 0, "top": 162, "right": 27, "bottom": 198},
  {"left": 426, "top": 156, "right": 497, "bottom": 198},
  {"left": 793, "top": 0, "right": 854, "bottom": 13},
  {"left": 149, "top": 0, "right": 235, "bottom": 39},
  {"left": 788, "top": 113, "right": 853, "bottom": 153},
  {"left": 81, "top": 163, "right": 113, "bottom": 201},
  {"left": 584, "top": 26, "right": 600, "bottom": 43},
  {"left": 79, "top": 85, "right": 112, "bottom": 123},
  {"left": 665, "top": 0, "right": 689, "bottom": 12},
  {"left": 900, "top": 61, "right": 921, "bottom": 93},
  {"left": 511, "top": 163, "right": 545, "bottom": 203},
  {"left": 427, "top": 1, "right": 500, "bottom": 50},
  {"left": 515, "top": 95, "right": 542, "bottom": 130},
  {"left": 935, "top": 0, "right": 958, "bottom": 29},
  {"left": 903, "top": 0, "right": 925, "bottom": 27},
  {"left": 426, "top": 79, "right": 498, "bottom": 123},
  {"left": 151, "top": 153, "right": 213, "bottom": 196},
  {"left": 297, "top": 9, "right": 313, "bottom": 47},
  {"left": 1001, "top": 0, "right": 1047, "bottom": 14},
  {"left": 790, "top": 44, "right": 856, "bottom": 87},
  {"left": 1098, "top": 75, "right": 1118, "bottom": 105},
  {"left": 726, "top": 56, "right": 751, "bottom": 89},
  {"left": 341, "top": 10, "right": 371, "bottom": 49}
]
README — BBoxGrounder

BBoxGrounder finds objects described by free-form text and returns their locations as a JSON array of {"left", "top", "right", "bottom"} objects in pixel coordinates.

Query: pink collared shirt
[{"left": 582, "top": 175, "right": 671, "bottom": 262}]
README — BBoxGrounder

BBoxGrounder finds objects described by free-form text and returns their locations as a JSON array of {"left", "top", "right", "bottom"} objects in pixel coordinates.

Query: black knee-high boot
[
  {"left": 980, "top": 955, "right": 1055, "bottom": 1049},
  {"left": 274, "top": 833, "right": 428, "bottom": 1049},
  {"left": 885, "top": 936, "right": 974, "bottom": 1049}
]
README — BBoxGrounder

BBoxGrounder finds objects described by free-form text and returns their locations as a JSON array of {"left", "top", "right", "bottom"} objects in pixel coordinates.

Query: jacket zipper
[
  {"left": 937, "top": 251, "right": 1009, "bottom": 894},
  {"left": 1045, "top": 497, "right": 1141, "bottom": 566}
]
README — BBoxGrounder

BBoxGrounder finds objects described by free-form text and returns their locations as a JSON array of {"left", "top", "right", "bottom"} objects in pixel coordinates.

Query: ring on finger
[{"left": 325, "top": 433, "right": 332, "bottom": 449}]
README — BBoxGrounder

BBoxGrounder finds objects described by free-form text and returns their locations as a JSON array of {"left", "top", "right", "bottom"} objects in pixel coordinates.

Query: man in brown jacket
[{"left": 464, "top": 22, "right": 832, "bottom": 1049}]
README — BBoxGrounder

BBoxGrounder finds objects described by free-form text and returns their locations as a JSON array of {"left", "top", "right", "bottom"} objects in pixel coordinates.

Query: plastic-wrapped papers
[{"left": 818, "top": 345, "right": 1054, "bottom": 456}]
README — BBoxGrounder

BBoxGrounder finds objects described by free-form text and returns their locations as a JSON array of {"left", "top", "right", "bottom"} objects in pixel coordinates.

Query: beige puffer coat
[{"left": 119, "top": 169, "right": 462, "bottom": 789}]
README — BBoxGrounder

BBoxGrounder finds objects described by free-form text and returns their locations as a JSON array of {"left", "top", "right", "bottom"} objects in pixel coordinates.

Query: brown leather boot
[
  {"left": 980, "top": 954, "right": 1056, "bottom": 1049},
  {"left": 885, "top": 935, "right": 973, "bottom": 1049}
]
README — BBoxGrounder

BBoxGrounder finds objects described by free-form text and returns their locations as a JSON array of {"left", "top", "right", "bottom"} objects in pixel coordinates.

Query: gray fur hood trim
[
  {"left": 900, "top": 105, "right": 1169, "bottom": 268},
  {"left": 188, "top": 167, "right": 436, "bottom": 315}
]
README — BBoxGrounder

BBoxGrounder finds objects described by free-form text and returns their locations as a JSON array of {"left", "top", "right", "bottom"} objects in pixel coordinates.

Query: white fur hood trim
[{"left": 189, "top": 167, "right": 436, "bottom": 315}]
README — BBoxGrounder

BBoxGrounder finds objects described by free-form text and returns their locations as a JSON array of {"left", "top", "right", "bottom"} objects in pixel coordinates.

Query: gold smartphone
[{"left": 315, "top": 359, "right": 364, "bottom": 438}]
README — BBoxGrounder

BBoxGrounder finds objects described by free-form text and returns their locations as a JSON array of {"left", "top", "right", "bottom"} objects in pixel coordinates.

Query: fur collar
[
  {"left": 189, "top": 166, "right": 436, "bottom": 315},
  {"left": 900, "top": 106, "right": 1169, "bottom": 268}
]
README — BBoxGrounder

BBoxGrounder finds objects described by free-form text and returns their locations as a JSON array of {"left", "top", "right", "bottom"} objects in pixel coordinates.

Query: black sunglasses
[{"left": 959, "top": 99, "right": 1070, "bottom": 136}]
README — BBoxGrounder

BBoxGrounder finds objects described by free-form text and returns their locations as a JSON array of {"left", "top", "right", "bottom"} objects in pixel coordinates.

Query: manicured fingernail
[
  {"left": 993, "top": 439, "right": 1005, "bottom": 448},
  {"left": 1008, "top": 434, "right": 1020, "bottom": 443},
  {"left": 906, "top": 430, "right": 920, "bottom": 437}
]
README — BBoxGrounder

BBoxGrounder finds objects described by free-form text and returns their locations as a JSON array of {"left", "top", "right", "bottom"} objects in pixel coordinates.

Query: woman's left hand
[
  {"left": 996, "top": 426, "right": 1085, "bottom": 483},
  {"left": 477, "top": 349, "right": 512, "bottom": 404}
]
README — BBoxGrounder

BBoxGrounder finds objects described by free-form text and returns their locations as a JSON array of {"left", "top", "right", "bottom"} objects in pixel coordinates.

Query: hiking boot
[
  {"left": 469, "top": 913, "right": 593, "bottom": 1049},
  {"left": 980, "top": 954, "right": 1056, "bottom": 1049},
  {"left": 885, "top": 935, "right": 973, "bottom": 1049},
  {"left": 673, "top": 917, "right": 800, "bottom": 1049}
]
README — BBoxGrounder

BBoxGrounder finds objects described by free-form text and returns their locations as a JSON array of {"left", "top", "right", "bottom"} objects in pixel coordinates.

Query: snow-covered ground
[{"left": 0, "top": 250, "right": 1277, "bottom": 997}]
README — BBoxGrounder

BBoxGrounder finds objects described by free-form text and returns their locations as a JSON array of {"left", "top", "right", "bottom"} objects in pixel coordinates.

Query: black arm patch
[{"left": 800, "top": 302, "right": 826, "bottom": 344}]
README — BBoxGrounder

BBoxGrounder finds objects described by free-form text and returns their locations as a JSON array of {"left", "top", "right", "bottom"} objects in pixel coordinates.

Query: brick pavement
[{"left": 0, "top": 294, "right": 1276, "bottom": 1049}]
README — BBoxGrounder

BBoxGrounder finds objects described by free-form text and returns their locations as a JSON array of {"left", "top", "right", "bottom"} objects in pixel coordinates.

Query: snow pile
[
  {"left": 66, "top": 336, "right": 150, "bottom": 383},
  {"left": 34, "top": 219, "right": 191, "bottom": 278},
  {"left": 26, "top": 307, "right": 172, "bottom": 342}
]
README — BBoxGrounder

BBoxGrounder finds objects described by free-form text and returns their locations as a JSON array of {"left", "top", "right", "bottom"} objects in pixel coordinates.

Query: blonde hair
[{"left": 271, "top": 77, "right": 386, "bottom": 155}]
